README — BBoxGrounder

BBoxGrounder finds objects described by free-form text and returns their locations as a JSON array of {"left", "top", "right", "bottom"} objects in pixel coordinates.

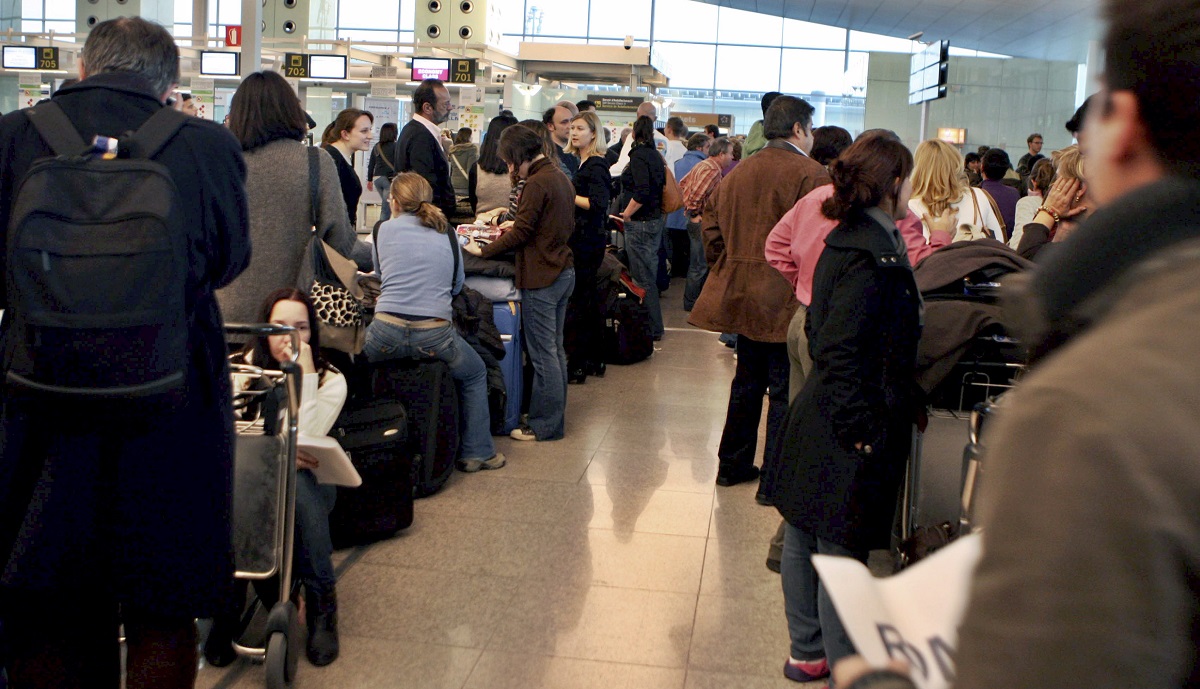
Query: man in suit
[{"left": 394, "top": 78, "right": 456, "bottom": 218}]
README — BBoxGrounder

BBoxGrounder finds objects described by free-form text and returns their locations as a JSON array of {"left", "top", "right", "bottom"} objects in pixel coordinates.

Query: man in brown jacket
[{"left": 689, "top": 96, "right": 830, "bottom": 499}]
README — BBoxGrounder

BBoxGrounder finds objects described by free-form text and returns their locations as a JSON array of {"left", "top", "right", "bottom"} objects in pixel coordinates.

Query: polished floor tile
[
  {"left": 487, "top": 583, "right": 698, "bottom": 667},
  {"left": 198, "top": 279, "right": 815, "bottom": 689},
  {"left": 464, "top": 652, "right": 686, "bottom": 689}
]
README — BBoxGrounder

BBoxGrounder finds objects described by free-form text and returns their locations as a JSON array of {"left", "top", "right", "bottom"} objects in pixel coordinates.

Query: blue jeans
[
  {"left": 624, "top": 217, "right": 665, "bottom": 338},
  {"left": 684, "top": 218, "right": 708, "bottom": 311},
  {"left": 363, "top": 320, "right": 496, "bottom": 461},
  {"left": 295, "top": 468, "right": 336, "bottom": 596},
  {"left": 522, "top": 268, "right": 575, "bottom": 440},
  {"left": 781, "top": 523, "right": 867, "bottom": 667},
  {"left": 374, "top": 175, "right": 392, "bottom": 222}
]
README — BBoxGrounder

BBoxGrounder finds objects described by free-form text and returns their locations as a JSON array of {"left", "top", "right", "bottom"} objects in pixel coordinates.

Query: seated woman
[
  {"left": 206, "top": 289, "right": 346, "bottom": 668},
  {"left": 365, "top": 173, "right": 505, "bottom": 472}
]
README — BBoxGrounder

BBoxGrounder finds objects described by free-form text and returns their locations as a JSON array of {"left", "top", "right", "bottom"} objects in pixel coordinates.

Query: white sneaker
[{"left": 510, "top": 426, "right": 537, "bottom": 441}]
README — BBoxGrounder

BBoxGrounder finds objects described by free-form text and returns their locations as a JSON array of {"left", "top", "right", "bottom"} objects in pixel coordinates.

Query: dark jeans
[
  {"left": 667, "top": 227, "right": 690, "bottom": 277},
  {"left": 717, "top": 336, "right": 790, "bottom": 495},
  {"left": 564, "top": 245, "right": 604, "bottom": 372},
  {"left": 523, "top": 267, "right": 575, "bottom": 440},
  {"left": 624, "top": 217, "right": 665, "bottom": 338},
  {"left": 683, "top": 219, "right": 708, "bottom": 311},
  {"left": 294, "top": 469, "right": 337, "bottom": 597},
  {"left": 782, "top": 523, "right": 867, "bottom": 666}
]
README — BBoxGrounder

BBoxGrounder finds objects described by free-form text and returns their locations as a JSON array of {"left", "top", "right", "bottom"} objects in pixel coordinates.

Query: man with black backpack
[{"left": 0, "top": 17, "right": 250, "bottom": 687}]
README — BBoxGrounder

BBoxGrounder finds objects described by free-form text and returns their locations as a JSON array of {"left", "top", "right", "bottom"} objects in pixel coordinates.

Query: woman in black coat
[
  {"left": 771, "top": 136, "right": 922, "bottom": 680},
  {"left": 564, "top": 111, "right": 612, "bottom": 382}
]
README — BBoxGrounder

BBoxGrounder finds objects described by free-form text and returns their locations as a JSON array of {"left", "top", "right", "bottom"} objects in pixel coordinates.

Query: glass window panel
[
  {"left": 216, "top": 0, "right": 238, "bottom": 26},
  {"left": 845, "top": 51, "right": 868, "bottom": 94},
  {"left": 173, "top": 23, "right": 192, "bottom": 37},
  {"left": 714, "top": 45, "right": 780, "bottom": 93},
  {"left": 44, "top": 19, "right": 73, "bottom": 34},
  {"left": 589, "top": 0, "right": 650, "bottom": 41},
  {"left": 782, "top": 18, "right": 845, "bottom": 50},
  {"left": 337, "top": 28, "right": 399, "bottom": 46},
  {"left": 653, "top": 42, "right": 714, "bottom": 90},
  {"left": 207, "top": 0, "right": 216, "bottom": 25},
  {"left": 653, "top": 0, "right": 716, "bottom": 43},
  {"left": 43, "top": 0, "right": 71, "bottom": 19},
  {"left": 341, "top": 0, "right": 398, "bottom": 29},
  {"left": 848, "top": 30, "right": 914, "bottom": 53},
  {"left": 21, "top": 0, "right": 42, "bottom": 19},
  {"left": 399, "top": 0, "right": 414, "bottom": 30},
  {"left": 780, "top": 48, "right": 848, "bottom": 95},
  {"left": 173, "top": 0, "right": 191, "bottom": 24},
  {"left": 717, "top": 5, "right": 781, "bottom": 47},
  {"left": 21, "top": 19, "right": 42, "bottom": 32},
  {"left": 524, "top": 0, "right": 588, "bottom": 38}
]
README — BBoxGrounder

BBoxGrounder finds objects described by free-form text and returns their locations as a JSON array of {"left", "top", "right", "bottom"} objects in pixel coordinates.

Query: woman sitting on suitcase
[
  {"left": 206, "top": 288, "right": 346, "bottom": 668},
  {"left": 364, "top": 172, "right": 506, "bottom": 473}
]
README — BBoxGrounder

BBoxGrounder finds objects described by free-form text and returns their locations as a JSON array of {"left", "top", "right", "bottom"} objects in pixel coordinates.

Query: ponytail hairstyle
[
  {"left": 821, "top": 137, "right": 914, "bottom": 222},
  {"left": 389, "top": 172, "right": 449, "bottom": 234}
]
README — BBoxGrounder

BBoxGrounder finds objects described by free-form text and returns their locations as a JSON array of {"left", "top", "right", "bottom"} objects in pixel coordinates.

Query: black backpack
[
  {"left": 600, "top": 281, "right": 654, "bottom": 365},
  {"left": 4, "top": 102, "right": 190, "bottom": 398}
]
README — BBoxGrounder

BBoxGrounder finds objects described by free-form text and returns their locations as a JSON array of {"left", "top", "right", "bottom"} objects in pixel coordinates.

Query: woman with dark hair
[
  {"left": 217, "top": 72, "right": 366, "bottom": 325},
  {"left": 206, "top": 288, "right": 347, "bottom": 668},
  {"left": 470, "top": 113, "right": 518, "bottom": 215},
  {"left": 326, "top": 108, "right": 374, "bottom": 229},
  {"left": 449, "top": 126, "right": 478, "bottom": 200},
  {"left": 465, "top": 125, "right": 576, "bottom": 442},
  {"left": 618, "top": 115, "right": 667, "bottom": 340},
  {"left": 771, "top": 137, "right": 921, "bottom": 682},
  {"left": 368, "top": 121, "right": 399, "bottom": 221}
]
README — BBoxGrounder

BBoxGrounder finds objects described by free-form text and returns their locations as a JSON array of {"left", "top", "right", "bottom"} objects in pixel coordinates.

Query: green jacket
[{"left": 744, "top": 120, "right": 767, "bottom": 157}]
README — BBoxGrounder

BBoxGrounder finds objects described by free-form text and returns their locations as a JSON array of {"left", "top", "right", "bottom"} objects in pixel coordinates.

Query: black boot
[
  {"left": 202, "top": 613, "right": 239, "bottom": 667},
  {"left": 305, "top": 590, "right": 339, "bottom": 666},
  {"left": 568, "top": 366, "right": 588, "bottom": 384},
  {"left": 587, "top": 360, "right": 606, "bottom": 378}
]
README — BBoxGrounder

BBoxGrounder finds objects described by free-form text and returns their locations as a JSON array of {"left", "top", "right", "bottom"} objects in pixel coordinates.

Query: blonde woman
[
  {"left": 562, "top": 111, "right": 612, "bottom": 382},
  {"left": 364, "top": 173, "right": 505, "bottom": 473},
  {"left": 1013, "top": 145, "right": 1091, "bottom": 258},
  {"left": 908, "top": 139, "right": 1004, "bottom": 242}
]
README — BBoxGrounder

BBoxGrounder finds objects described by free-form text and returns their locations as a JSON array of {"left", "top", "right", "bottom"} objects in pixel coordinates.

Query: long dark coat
[
  {"left": 772, "top": 209, "right": 923, "bottom": 552},
  {"left": 0, "top": 72, "right": 250, "bottom": 617}
]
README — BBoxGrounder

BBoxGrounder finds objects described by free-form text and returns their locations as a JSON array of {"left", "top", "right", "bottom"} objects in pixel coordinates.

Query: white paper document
[
  {"left": 298, "top": 433, "right": 362, "bottom": 488},
  {"left": 813, "top": 533, "right": 983, "bottom": 689}
]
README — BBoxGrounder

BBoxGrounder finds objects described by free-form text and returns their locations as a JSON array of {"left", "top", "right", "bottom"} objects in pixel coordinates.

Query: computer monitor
[
  {"left": 2, "top": 46, "right": 37, "bottom": 70},
  {"left": 411, "top": 57, "right": 450, "bottom": 82},
  {"left": 200, "top": 51, "right": 240, "bottom": 77},
  {"left": 308, "top": 55, "right": 347, "bottom": 80}
]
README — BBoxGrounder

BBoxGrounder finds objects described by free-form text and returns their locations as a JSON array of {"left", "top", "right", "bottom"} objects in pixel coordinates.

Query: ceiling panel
[{"left": 696, "top": 0, "right": 1101, "bottom": 62}]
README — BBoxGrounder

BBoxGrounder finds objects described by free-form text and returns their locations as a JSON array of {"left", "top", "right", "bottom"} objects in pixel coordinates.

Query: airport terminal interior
[{"left": 0, "top": 0, "right": 1108, "bottom": 687}]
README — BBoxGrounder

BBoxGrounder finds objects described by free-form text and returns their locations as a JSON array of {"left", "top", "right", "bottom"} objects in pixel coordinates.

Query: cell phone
[{"left": 458, "top": 233, "right": 470, "bottom": 246}]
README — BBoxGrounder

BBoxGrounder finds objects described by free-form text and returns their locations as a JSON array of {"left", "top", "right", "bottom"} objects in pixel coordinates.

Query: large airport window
[
  {"left": 337, "top": 28, "right": 400, "bottom": 48},
  {"left": 653, "top": 0, "right": 717, "bottom": 44},
  {"left": 339, "top": 0, "right": 399, "bottom": 32},
  {"left": 715, "top": 45, "right": 781, "bottom": 93},
  {"left": 849, "top": 30, "right": 915, "bottom": 53},
  {"left": 782, "top": 18, "right": 846, "bottom": 50},
  {"left": 524, "top": 0, "right": 590, "bottom": 38},
  {"left": 43, "top": 0, "right": 72, "bottom": 22},
  {"left": 216, "top": 0, "right": 239, "bottom": 29},
  {"left": 399, "top": 0, "right": 415, "bottom": 31},
  {"left": 780, "top": 49, "right": 851, "bottom": 95},
  {"left": 20, "top": 0, "right": 41, "bottom": 19},
  {"left": 716, "top": 5, "right": 782, "bottom": 47},
  {"left": 652, "top": 42, "right": 716, "bottom": 89},
  {"left": 589, "top": 0, "right": 651, "bottom": 41}
]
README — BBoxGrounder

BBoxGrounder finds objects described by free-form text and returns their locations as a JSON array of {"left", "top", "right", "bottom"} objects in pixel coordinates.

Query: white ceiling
[{"left": 694, "top": 0, "right": 1102, "bottom": 63}]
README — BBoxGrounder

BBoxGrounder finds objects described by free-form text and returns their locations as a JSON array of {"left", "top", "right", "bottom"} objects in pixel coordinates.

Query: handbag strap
[
  {"left": 377, "top": 143, "right": 396, "bottom": 173},
  {"left": 447, "top": 226, "right": 460, "bottom": 292},
  {"left": 308, "top": 146, "right": 321, "bottom": 232},
  {"left": 450, "top": 151, "right": 469, "bottom": 179},
  {"left": 980, "top": 188, "right": 1008, "bottom": 241}
]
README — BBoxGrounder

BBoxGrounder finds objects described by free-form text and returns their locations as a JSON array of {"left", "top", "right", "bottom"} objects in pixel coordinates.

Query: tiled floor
[{"left": 197, "top": 280, "right": 824, "bottom": 689}]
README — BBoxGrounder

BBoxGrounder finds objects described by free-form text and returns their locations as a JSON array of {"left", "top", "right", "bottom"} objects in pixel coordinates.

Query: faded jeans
[
  {"left": 781, "top": 523, "right": 866, "bottom": 666},
  {"left": 624, "top": 217, "right": 665, "bottom": 338},
  {"left": 373, "top": 175, "right": 392, "bottom": 222},
  {"left": 522, "top": 268, "right": 575, "bottom": 440},
  {"left": 683, "top": 218, "right": 708, "bottom": 311},
  {"left": 363, "top": 320, "right": 496, "bottom": 461}
]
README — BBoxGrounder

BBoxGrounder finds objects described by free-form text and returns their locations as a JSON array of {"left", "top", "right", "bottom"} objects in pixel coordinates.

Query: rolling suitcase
[
  {"left": 370, "top": 360, "right": 460, "bottom": 498},
  {"left": 328, "top": 399, "right": 411, "bottom": 548},
  {"left": 491, "top": 301, "right": 524, "bottom": 434},
  {"left": 599, "top": 282, "right": 654, "bottom": 365}
]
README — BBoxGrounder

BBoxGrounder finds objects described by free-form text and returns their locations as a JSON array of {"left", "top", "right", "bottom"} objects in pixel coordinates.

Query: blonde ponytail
[
  {"left": 416, "top": 201, "right": 449, "bottom": 234},
  {"left": 388, "top": 172, "right": 448, "bottom": 232}
]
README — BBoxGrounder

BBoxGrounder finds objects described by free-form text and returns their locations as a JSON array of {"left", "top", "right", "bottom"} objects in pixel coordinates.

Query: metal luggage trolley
[{"left": 225, "top": 323, "right": 304, "bottom": 689}]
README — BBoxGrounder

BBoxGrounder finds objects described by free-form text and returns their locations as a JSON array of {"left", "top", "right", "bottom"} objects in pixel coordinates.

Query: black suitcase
[
  {"left": 328, "top": 399, "right": 412, "bottom": 548},
  {"left": 370, "top": 360, "right": 460, "bottom": 498},
  {"left": 600, "top": 282, "right": 654, "bottom": 365}
]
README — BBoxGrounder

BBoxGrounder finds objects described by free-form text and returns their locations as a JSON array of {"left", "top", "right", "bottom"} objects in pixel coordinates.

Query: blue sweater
[
  {"left": 667, "top": 149, "right": 707, "bottom": 229},
  {"left": 373, "top": 212, "right": 464, "bottom": 321}
]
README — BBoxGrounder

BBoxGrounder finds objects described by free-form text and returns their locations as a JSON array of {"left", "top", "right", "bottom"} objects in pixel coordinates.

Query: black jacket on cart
[
  {"left": 0, "top": 72, "right": 250, "bottom": 618},
  {"left": 772, "top": 209, "right": 923, "bottom": 553}
]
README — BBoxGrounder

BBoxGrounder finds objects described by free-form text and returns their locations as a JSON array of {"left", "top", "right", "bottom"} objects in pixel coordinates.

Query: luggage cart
[{"left": 225, "top": 323, "right": 303, "bottom": 689}]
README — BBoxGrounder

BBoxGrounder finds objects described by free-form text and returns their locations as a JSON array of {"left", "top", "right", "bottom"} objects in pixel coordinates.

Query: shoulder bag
[
  {"left": 307, "top": 147, "right": 370, "bottom": 354},
  {"left": 662, "top": 161, "right": 683, "bottom": 214}
]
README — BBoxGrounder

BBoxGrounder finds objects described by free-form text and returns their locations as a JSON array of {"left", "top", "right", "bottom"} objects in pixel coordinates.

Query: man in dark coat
[
  {"left": 0, "top": 17, "right": 249, "bottom": 685},
  {"left": 394, "top": 78, "right": 456, "bottom": 218}
]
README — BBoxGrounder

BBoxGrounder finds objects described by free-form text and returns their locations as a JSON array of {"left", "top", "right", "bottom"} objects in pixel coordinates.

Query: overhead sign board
[
  {"left": 282, "top": 52, "right": 309, "bottom": 79},
  {"left": 589, "top": 94, "right": 644, "bottom": 113},
  {"left": 450, "top": 58, "right": 477, "bottom": 84},
  {"left": 674, "top": 112, "right": 734, "bottom": 131},
  {"left": 412, "top": 57, "right": 450, "bottom": 81}
]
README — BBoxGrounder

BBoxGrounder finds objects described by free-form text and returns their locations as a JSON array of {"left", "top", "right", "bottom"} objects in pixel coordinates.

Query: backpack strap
[
  {"left": 124, "top": 107, "right": 189, "bottom": 160},
  {"left": 25, "top": 101, "right": 89, "bottom": 157}
]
